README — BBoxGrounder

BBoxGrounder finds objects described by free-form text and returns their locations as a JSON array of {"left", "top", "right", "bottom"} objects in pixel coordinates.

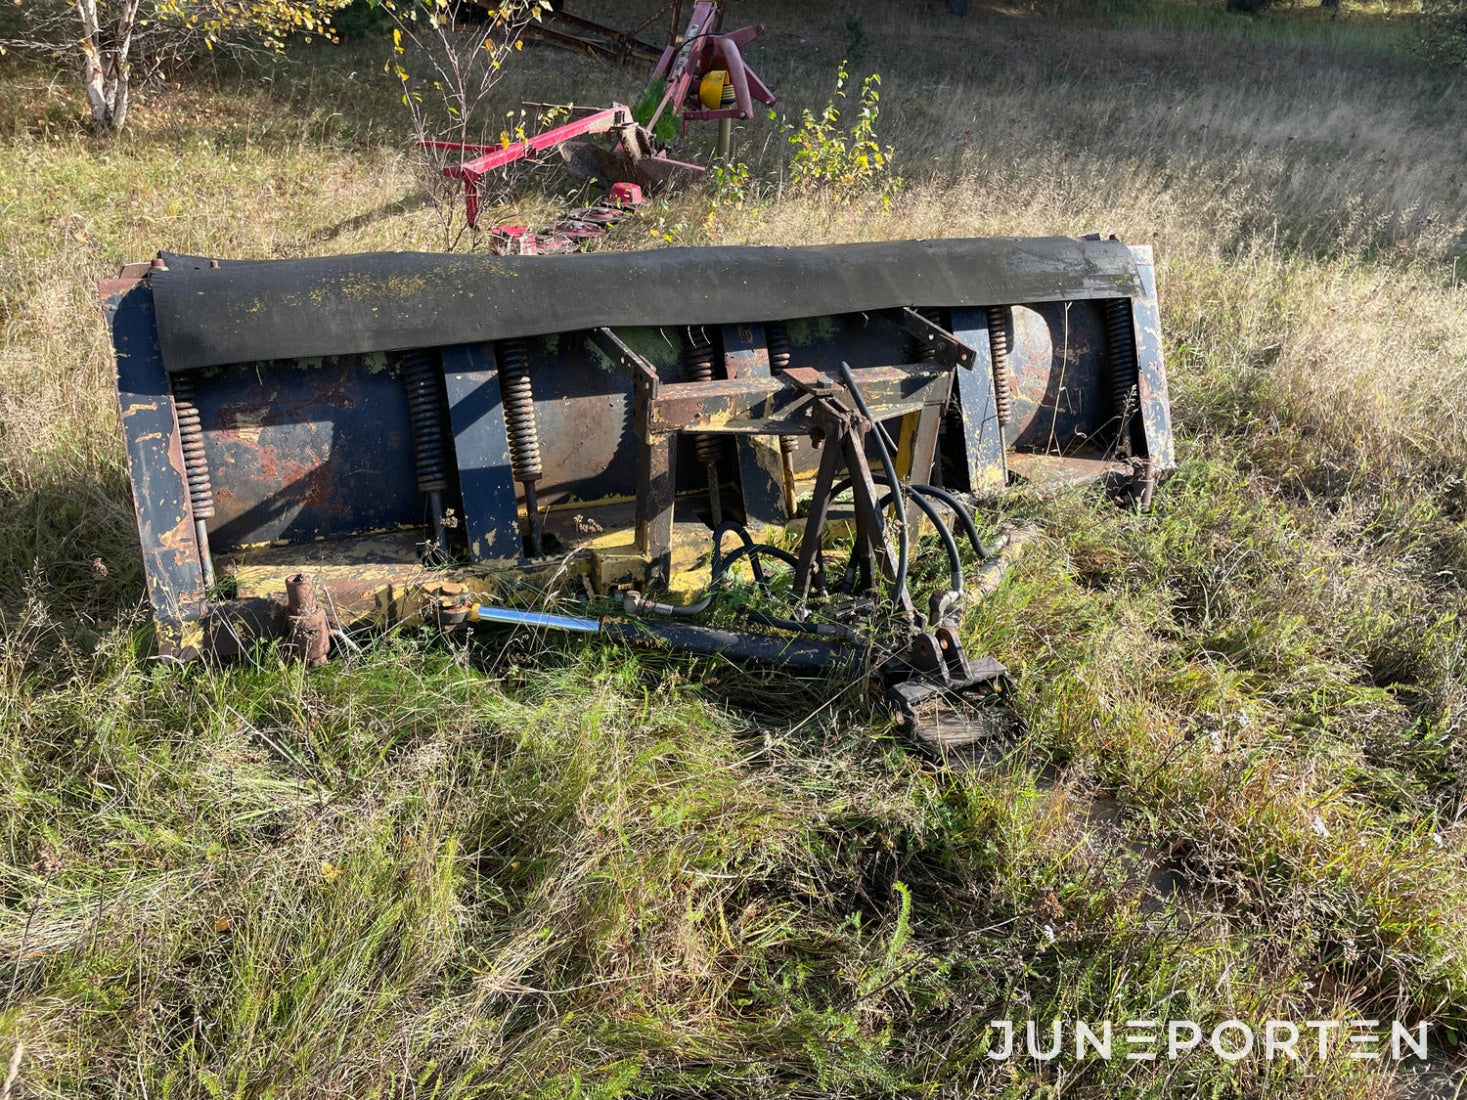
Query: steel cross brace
[
  {"left": 790, "top": 374, "right": 914, "bottom": 620},
  {"left": 585, "top": 327, "right": 679, "bottom": 586}
]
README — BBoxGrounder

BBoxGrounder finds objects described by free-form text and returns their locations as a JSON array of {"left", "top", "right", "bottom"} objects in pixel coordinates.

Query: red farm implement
[{"left": 427, "top": 2, "right": 774, "bottom": 228}]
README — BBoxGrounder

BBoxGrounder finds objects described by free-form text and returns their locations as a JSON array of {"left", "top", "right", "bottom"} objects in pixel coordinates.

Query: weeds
[
  {"left": 379, "top": 0, "right": 550, "bottom": 249},
  {"left": 1416, "top": 0, "right": 1467, "bottom": 68},
  {"left": 783, "top": 61, "right": 901, "bottom": 209}
]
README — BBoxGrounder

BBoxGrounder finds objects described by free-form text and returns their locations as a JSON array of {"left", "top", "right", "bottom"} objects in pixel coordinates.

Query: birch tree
[{"left": 3, "top": 0, "right": 351, "bottom": 132}]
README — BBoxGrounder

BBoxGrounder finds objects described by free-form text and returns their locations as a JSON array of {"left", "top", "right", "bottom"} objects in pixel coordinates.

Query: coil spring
[
  {"left": 171, "top": 371, "right": 214, "bottom": 520},
  {"left": 766, "top": 321, "right": 792, "bottom": 371},
  {"left": 913, "top": 307, "right": 941, "bottom": 363},
  {"left": 1105, "top": 299, "right": 1140, "bottom": 449},
  {"left": 766, "top": 321, "right": 798, "bottom": 457},
  {"left": 401, "top": 349, "right": 450, "bottom": 493},
  {"left": 498, "top": 339, "right": 543, "bottom": 484},
  {"left": 683, "top": 329, "right": 723, "bottom": 468},
  {"left": 985, "top": 305, "right": 1014, "bottom": 427}
]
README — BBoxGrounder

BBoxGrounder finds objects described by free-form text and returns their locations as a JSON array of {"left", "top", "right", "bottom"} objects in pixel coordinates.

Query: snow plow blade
[{"left": 102, "top": 235, "right": 1173, "bottom": 666}]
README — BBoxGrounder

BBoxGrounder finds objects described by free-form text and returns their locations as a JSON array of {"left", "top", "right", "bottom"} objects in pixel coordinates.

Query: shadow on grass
[
  {"left": 0, "top": 460, "right": 146, "bottom": 641},
  {"left": 305, "top": 188, "right": 437, "bottom": 245}
]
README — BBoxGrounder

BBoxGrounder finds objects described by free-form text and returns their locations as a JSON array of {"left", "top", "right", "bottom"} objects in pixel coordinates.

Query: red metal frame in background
[
  {"left": 428, "top": 105, "right": 630, "bottom": 228},
  {"left": 647, "top": 1, "right": 774, "bottom": 131},
  {"left": 422, "top": 2, "right": 774, "bottom": 228}
]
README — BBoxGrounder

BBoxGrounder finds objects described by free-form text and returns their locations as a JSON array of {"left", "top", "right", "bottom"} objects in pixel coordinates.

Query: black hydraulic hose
[
  {"left": 837, "top": 360, "right": 909, "bottom": 608},
  {"left": 624, "top": 524, "right": 749, "bottom": 617},
  {"left": 826, "top": 475, "right": 968, "bottom": 596},
  {"left": 630, "top": 592, "right": 714, "bottom": 618},
  {"left": 908, "top": 482, "right": 1007, "bottom": 561},
  {"left": 600, "top": 618, "right": 855, "bottom": 673},
  {"left": 745, "top": 609, "right": 843, "bottom": 637},
  {"left": 628, "top": 525, "right": 800, "bottom": 620},
  {"left": 710, "top": 521, "right": 764, "bottom": 586},
  {"left": 705, "top": 529, "right": 820, "bottom": 635},
  {"left": 877, "top": 488, "right": 963, "bottom": 598},
  {"left": 713, "top": 540, "right": 801, "bottom": 582},
  {"left": 874, "top": 420, "right": 899, "bottom": 456},
  {"left": 712, "top": 524, "right": 796, "bottom": 589},
  {"left": 812, "top": 546, "right": 831, "bottom": 597}
]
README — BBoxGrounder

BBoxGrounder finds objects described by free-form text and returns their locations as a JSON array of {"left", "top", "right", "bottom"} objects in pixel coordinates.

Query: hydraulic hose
[
  {"left": 908, "top": 482, "right": 1008, "bottom": 561},
  {"left": 628, "top": 592, "right": 716, "bottom": 618},
  {"left": 837, "top": 360, "right": 909, "bottom": 609},
  {"left": 877, "top": 488, "right": 963, "bottom": 599},
  {"left": 713, "top": 541, "right": 801, "bottom": 581},
  {"left": 710, "top": 521, "right": 767, "bottom": 586},
  {"left": 710, "top": 538, "right": 824, "bottom": 635},
  {"left": 625, "top": 523, "right": 800, "bottom": 620},
  {"left": 825, "top": 475, "right": 968, "bottom": 602}
]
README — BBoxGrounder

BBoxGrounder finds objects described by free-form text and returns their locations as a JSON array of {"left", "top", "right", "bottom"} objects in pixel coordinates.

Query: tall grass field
[{"left": 2, "top": 0, "right": 1466, "bottom": 1095}]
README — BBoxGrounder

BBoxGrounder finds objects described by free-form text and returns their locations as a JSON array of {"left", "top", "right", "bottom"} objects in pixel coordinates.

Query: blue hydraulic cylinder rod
[
  {"left": 467, "top": 605, "right": 853, "bottom": 673},
  {"left": 469, "top": 605, "right": 603, "bottom": 634}
]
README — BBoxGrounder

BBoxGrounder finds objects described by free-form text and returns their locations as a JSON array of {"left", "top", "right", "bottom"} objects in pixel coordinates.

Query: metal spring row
[
  {"left": 497, "top": 338, "right": 544, "bottom": 556},
  {"left": 401, "top": 349, "right": 450, "bottom": 493},
  {"left": 497, "top": 340, "right": 543, "bottom": 485},
  {"left": 766, "top": 321, "right": 791, "bottom": 369},
  {"left": 1105, "top": 299, "right": 1139, "bottom": 451},
  {"left": 985, "top": 305, "right": 1014, "bottom": 427},
  {"left": 172, "top": 371, "right": 214, "bottom": 520},
  {"left": 683, "top": 329, "right": 723, "bottom": 468}
]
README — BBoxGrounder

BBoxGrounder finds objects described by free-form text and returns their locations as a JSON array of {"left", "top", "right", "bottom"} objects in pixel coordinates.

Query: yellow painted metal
[
  {"left": 228, "top": 507, "right": 723, "bottom": 637},
  {"left": 893, "top": 410, "right": 928, "bottom": 537},
  {"left": 699, "top": 70, "right": 730, "bottom": 110}
]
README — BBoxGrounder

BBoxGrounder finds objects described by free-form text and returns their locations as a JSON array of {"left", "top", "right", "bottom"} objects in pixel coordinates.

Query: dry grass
[{"left": 2, "top": 0, "right": 1467, "bottom": 1096}]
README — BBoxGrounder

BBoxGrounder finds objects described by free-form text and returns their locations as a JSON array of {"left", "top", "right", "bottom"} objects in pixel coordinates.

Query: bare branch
[{"left": 12, "top": 0, "right": 353, "bottom": 132}]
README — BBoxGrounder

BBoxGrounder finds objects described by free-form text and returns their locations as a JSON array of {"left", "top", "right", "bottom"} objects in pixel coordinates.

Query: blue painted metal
[
  {"left": 1005, "top": 300, "right": 1109, "bottom": 454},
  {"left": 105, "top": 276, "right": 207, "bottom": 655},
  {"left": 442, "top": 343, "right": 524, "bottom": 561},
  {"left": 1128, "top": 246, "right": 1175, "bottom": 471},
  {"left": 195, "top": 356, "right": 422, "bottom": 549},
  {"left": 721, "top": 321, "right": 788, "bottom": 527},
  {"left": 949, "top": 306, "right": 1008, "bottom": 495}
]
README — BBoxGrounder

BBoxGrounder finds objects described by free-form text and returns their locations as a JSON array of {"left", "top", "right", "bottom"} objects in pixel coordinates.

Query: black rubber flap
[{"left": 150, "top": 237, "right": 1142, "bottom": 372}]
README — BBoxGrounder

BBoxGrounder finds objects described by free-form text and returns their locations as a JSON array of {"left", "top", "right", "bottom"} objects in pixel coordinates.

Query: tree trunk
[{"left": 74, "top": 0, "right": 140, "bottom": 132}]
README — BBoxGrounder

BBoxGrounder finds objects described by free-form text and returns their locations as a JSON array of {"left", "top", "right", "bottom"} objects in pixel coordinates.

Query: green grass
[
  {"left": 3, "top": 0, "right": 1467, "bottom": 1095},
  {"left": 1101, "top": 0, "right": 1420, "bottom": 48}
]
